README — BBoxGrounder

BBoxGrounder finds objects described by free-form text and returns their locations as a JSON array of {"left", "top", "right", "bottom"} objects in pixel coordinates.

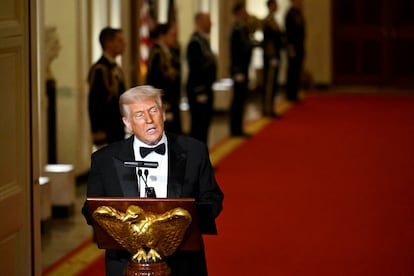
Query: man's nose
[{"left": 144, "top": 112, "right": 153, "bottom": 123}]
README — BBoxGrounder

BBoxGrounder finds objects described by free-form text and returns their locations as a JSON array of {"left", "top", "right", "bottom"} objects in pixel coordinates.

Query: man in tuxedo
[
  {"left": 262, "top": 0, "right": 284, "bottom": 118},
  {"left": 88, "top": 27, "right": 126, "bottom": 148},
  {"left": 229, "top": 2, "right": 253, "bottom": 137},
  {"left": 186, "top": 12, "right": 217, "bottom": 144},
  {"left": 82, "top": 85, "right": 224, "bottom": 276},
  {"left": 285, "top": 0, "right": 306, "bottom": 102}
]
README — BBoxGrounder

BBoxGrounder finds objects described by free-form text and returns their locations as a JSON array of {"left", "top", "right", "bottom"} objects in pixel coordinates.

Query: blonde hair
[{"left": 119, "top": 85, "right": 163, "bottom": 117}]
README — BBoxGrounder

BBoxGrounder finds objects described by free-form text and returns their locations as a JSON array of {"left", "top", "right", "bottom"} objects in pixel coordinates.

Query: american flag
[{"left": 139, "top": 0, "right": 155, "bottom": 82}]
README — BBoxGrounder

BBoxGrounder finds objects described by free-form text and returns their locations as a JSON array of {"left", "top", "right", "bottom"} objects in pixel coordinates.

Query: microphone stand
[{"left": 124, "top": 161, "right": 158, "bottom": 198}]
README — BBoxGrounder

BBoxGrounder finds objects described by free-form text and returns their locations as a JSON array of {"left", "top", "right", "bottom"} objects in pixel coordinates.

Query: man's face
[
  {"left": 240, "top": 7, "right": 249, "bottom": 22},
  {"left": 122, "top": 98, "right": 165, "bottom": 145},
  {"left": 200, "top": 15, "right": 212, "bottom": 34},
  {"left": 165, "top": 25, "right": 178, "bottom": 47},
  {"left": 108, "top": 32, "right": 125, "bottom": 56},
  {"left": 269, "top": 2, "right": 277, "bottom": 13},
  {"left": 293, "top": 0, "right": 304, "bottom": 9}
]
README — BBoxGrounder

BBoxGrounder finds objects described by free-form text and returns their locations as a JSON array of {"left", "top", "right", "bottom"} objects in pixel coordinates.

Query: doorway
[{"left": 332, "top": 0, "right": 414, "bottom": 87}]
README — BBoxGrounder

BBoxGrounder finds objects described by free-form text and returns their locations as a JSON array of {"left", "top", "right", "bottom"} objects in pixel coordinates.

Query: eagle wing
[
  {"left": 146, "top": 207, "right": 192, "bottom": 257},
  {"left": 92, "top": 205, "right": 146, "bottom": 255}
]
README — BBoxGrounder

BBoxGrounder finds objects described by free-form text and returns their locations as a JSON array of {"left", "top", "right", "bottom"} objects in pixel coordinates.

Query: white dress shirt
[{"left": 133, "top": 134, "right": 168, "bottom": 198}]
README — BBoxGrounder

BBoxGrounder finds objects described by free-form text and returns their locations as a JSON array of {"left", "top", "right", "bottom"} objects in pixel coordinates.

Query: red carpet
[
  {"left": 56, "top": 92, "right": 414, "bottom": 275},
  {"left": 76, "top": 255, "right": 105, "bottom": 276},
  {"left": 204, "top": 92, "right": 414, "bottom": 275}
]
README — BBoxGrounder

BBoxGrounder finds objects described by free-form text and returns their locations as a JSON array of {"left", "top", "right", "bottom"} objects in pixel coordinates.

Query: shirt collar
[
  {"left": 134, "top": 133, "right": 168, "bottom": 153},
  {"left": 197, "top": 30, "right": 210, "bottom": 41},
  {"left": 103, "top": 52, "right": 117, "bottom": 64},
  {"left": 156, "top": 40, "right": 172, "bottom": 58}
]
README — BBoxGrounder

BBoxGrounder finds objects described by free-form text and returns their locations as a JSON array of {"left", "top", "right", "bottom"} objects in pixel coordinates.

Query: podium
[{"left": 87, "top": 197, "right": 217, "bottom": 275}]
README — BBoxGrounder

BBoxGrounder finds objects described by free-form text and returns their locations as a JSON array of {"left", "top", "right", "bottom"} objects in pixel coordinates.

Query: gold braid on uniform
[
  {"left": 89, "top": 64, "right": 119, "bottom": 102},
  {"left": 148, "top": 46, "right": 177, "bottom": 82},
  {"left": 262, "top": 15, "right": 280, "bottom": 58}
]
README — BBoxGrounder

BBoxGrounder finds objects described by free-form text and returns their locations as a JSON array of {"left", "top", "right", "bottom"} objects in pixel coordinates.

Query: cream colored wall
[
  {"left": 43, "top": 0, "right": 128, "bottom": 176},
  {"left": 44, "top": 0, "right": 90, "bottom": 175},
  {"left": 175, "top": 0, "right": 196, "bottom": 94},
  {"left": 304, "top": 0, "right": 332, "bottom": 85}
]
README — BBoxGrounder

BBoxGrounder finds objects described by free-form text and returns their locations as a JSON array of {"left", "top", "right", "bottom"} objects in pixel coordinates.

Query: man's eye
[
  {"left": 150, "top": 107, "right": 159, "bottom": 114},
  {"left": 134, "top": 112, "right": 144, "bottom": 118}
]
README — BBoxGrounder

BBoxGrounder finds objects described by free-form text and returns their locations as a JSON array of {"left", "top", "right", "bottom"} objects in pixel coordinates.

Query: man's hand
[{"left": 234, "top": 73, "right": 246, "bottom": 82}]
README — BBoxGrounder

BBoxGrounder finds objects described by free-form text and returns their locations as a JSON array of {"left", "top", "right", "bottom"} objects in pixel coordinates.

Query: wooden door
[
  {"left": 0, "top": 0, "right": 38, "bottom": 275},
  {"left": 332, "top": 0, "right": 390, "bottom": 85},
  {"left": 389, "top": 0, "right": 414, "bottom": 86}
]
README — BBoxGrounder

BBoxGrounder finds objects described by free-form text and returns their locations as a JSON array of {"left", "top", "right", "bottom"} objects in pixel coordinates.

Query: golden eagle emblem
[{"left": 92, "top": 205, "right": 192, "bottom": 263}]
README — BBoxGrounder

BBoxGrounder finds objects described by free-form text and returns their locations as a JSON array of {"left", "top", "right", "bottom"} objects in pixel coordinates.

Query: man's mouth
[{"left": 146, "top": 127, "right": 156, "bottom": 134}]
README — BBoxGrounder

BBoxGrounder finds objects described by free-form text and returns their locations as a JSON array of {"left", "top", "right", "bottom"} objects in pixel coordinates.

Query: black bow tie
[{"left": 140, "top": 143, "right": 166, "bottom": 158}]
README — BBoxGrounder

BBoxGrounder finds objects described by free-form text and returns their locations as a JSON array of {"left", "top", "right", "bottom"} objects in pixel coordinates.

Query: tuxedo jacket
[
  {"left": 230, "top": 21, "right": 253, "bottom": 76},
  {"left": 146, "top": 42, "right": 180, "bottom": 109},
  {"left": 285, "top": 7, "right": 306, "bottom": 58},
  {"left": 186, "top": 31, "right": 217, "bottom": 98},
  {"left": 262, "top": 14, "right": 284, "bottom": 62},
  {"left": 82, "top": 132, "right": 223, "bottom": 275}
]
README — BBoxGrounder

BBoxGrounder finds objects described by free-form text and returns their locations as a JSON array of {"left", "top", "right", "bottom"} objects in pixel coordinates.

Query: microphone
[
  {"left": 137, "top": 169, "right": 156, "bottom": 198},
  {"left": 143, "top": 169, "right": 156, "bottom": 198},
  {"left": 137, "top": 169, "right": 143, "bottom": 197},
  {"left": 144, "top": 169, "right": 149, "bottom": 181},
  {"left": 124, "top": 161, "right": 158, "bottom": 168},
  {"left": 126, "top": 161, "right": 157, "bottom": 198}
]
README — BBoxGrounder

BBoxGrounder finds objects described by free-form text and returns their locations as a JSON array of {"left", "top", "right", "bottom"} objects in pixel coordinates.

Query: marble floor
[{"left": 40, "top": 91, "right": 263, "bottom": 271}]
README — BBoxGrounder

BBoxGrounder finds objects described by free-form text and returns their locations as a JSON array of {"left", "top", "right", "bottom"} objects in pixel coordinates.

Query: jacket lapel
[
  {"left": 167, "top": 134, "right": 186, "bottom": 198},
  {"left": 113, "top": 136, "right": 139, "bottom": 197}
]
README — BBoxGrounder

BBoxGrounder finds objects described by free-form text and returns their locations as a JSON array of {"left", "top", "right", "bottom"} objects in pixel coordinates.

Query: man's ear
[{"left": 122, "top": 117, "right": 132, "bottom": 132}]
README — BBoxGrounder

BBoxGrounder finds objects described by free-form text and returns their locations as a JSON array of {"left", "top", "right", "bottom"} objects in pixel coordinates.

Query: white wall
[
  {"left": 175, "top": 0, "right": 197, "bottom": 95},
  {"left": 304, "top": 0, "right": 332, "bottom": 84},
  {"left": 44, "top": 0, "right": 91, "bottom": 175},
  {"left": 44, "top": 0, "right": 80, "bottom": 171}
]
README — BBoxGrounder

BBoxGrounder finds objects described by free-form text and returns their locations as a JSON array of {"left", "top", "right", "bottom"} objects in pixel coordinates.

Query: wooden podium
[{"left": 87, "top": 197, "right": 216, "bottom": 275}]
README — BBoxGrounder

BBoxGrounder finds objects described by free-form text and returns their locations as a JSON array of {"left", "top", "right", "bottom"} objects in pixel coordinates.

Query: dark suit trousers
[
  {"left": 105, "top": 250, "right": 129, "bottom": 276},
  {"left": 230, "top": 79, "right": 248, "bottom": 135},
  {"left": 165, "top": 104, "right": 183, "bottom": 135},
  {"left": 286, "top": 55, "right": 304, "bottom": 102},
  {"left": 189, "top": 92, "right": 213, "bottom": 144},
  {"left": 263, "top": 63, "right": 280, "bottom": 116},
  {"left": 166, "top": 250, "right": 208, "bottom": 276},
  {"left": 104, "top": 249, "right": 208, "bottom": 276}
]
